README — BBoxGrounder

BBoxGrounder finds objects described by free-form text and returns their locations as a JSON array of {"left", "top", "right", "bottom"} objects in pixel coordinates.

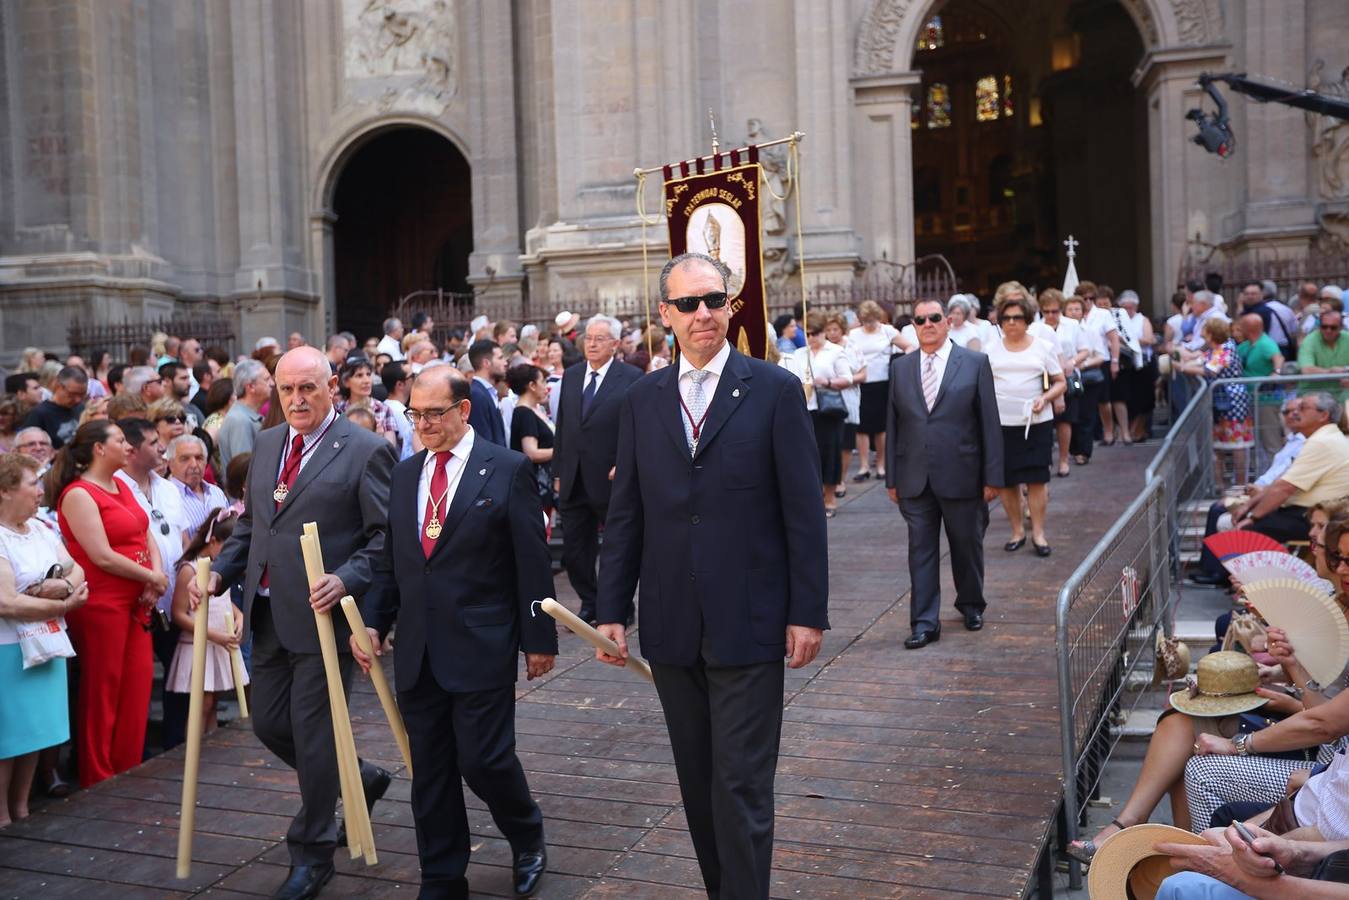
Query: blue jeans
[{"left": 1157, "top": 871, "right": 1253, "bottom": 899}]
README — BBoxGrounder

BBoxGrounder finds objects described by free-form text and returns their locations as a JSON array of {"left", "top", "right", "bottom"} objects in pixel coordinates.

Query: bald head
[
  {"left": 275, "top": 346, "right": 337, "bottom": 434},
  {"left": 1239, "top": 312, "right": 1265, "bottom": 338},
  {"left": 413, "top": 361, "right": 467, "bottom": 396}
]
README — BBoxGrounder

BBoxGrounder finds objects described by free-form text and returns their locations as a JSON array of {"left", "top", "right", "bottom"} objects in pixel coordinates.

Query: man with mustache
[{"left": 200, "top": 346, "right": 396, "bottom": 900}]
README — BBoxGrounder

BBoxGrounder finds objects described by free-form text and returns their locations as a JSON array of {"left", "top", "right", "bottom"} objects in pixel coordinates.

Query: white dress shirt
[
  {"left": 376, "top": 334, "right": 406, "bottom": 361},
  {"left": 114, "top": 469, "right": 189, "bottom": 612},
  {"left": 580, "top": 355, "right": 616, "bottom": 399},
  {"left": 677, "top": 340, "right": 731, "bottom": 411},
  {"left": 416, "top": 427, "right": 475, "bottom": 533}
]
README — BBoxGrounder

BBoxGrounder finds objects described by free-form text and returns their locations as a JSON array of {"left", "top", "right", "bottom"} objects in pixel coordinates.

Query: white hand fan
[
  {"left": 1241, "top": 578, "right": 1349, "bottom": 685},
  {"left": 1224, "top": 550, "right": 1326, "bottom": 590}
]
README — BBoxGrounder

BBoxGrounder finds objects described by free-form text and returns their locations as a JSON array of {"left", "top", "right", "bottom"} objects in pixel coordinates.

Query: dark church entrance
[
  {"left": 910, "top": 0, "right": 1148, "bottom": 300},
  {"left": 332, "top": 127, "right": 472, "bottom": 341}
]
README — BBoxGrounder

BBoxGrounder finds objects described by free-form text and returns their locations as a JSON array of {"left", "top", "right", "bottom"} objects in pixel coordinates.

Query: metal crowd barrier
[{"left": 1053, "top": 371, "right": 1348, "bottom": 889}]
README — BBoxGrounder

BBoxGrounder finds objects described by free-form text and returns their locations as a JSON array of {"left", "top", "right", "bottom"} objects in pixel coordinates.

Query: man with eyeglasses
[
  {"left": 1191, "top": 397, "right": 1308, "bottom": 586},
  {"left": 594, "top": 252, "right": 828, "bottom": 899},
  {"left": 113, "top": 417, "right": 192, "bottom": 748},
  {"left": 1298, "top": 310, "right": 1349, "bottom": 400},
  {"left": 13, "top": 426, "right": 53, "bottom": 469},
  {"left": 123, "top": 365, "right": 167, "bottom": 407},
  {"left": 20, "top": 365, "right": 88, "bottom": 449},
  {"left": 553, "top": 315, "right": 643, "bottom": 624},
  {"left": 355, "top": 365, "right": 557, "bottom": 899}
]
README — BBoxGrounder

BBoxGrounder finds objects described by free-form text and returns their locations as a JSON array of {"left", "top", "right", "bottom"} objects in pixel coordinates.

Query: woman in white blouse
[
  {"left": 825, "top": 313, "right": 866, "bottom": 499},
  {"left": 986, "top": 293, "right": 1066, "bottom": 557},
  {"left": 847, "top": 301, "right": 910, "bottom": 483},
  {"left": 783, "top": 312, "right": 855, "bottom": 518},
  {"left": 1028, "top": 288, "right": 1090, "bottom": 477}
]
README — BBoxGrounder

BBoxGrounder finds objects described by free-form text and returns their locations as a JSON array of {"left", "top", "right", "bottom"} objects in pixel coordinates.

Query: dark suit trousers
[
  {"left": 399, "top": 657, "right": 543, "bottom": 890},
  {"left": 250, "top": 598, "right": 362, "bottom": 866},
  {"left": 899, "top": 482, "right": 989, "bottom": 631},
  {"left": 651, "top": 644, "right": 784, "bottom": 900},
  {"left": 560, "top": 470, "right": 606, "bottom": 617}
]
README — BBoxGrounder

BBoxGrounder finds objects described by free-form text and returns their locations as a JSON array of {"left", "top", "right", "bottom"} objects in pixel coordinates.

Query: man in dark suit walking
[
  {"left": 884, "top": 299, "right": 1004, "bottom": 649},
  {"left": 467, "top": 339, "right": 507, "bottom": 445},
  {"left": 204, "top": 346, "right": 396, "bottom": 899},
  {"left": 553, "top": 315, "right": 643, "bottom": 623},
  {"left": 354, "top": 366, "right": 556, "bottom": 899},
  {"left": 595, "top": 252, "right": 829, "bottom": 899}
]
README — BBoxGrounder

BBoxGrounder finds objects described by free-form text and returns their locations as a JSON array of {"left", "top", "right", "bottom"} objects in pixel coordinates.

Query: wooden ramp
[{"left": 0, "top": 447, "right": 1153, "bottom": 898}]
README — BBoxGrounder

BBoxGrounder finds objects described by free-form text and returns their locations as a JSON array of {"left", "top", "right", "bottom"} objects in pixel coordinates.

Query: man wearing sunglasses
[
  {"left": 885, "top": 298, "right": 1003, "bottom": 649},
  {"left": 594, "top": 252, "right": 829, "bottom": 899},
  {"left": 1298, "top": 310, "right": 1349, "bottom": 400}
]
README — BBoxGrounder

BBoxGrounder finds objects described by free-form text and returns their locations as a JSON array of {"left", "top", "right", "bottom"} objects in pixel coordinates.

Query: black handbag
[
  {"left": 815, "top": 387, "right": 848, "bottom": 419},
  {"left": 1065, "top": 368, "right": 1085, "bottom": 397}
]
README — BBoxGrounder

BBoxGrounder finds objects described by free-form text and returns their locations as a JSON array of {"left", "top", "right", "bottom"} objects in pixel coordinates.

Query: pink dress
[{"left": 166, "top": 563, "right": 248, "bottom": 693}]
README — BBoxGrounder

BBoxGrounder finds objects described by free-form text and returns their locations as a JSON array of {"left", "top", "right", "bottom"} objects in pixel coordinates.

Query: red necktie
[
  {"left": 421, "top": 450, "right": 452, "bottom": 558},
  {"left": 261, "top": 432, "right": 307, "bottom": 589}
]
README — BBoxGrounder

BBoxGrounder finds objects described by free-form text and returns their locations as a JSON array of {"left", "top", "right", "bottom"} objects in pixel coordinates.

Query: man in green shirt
[
  {"left": 1297, "top": 309, "right": 1349, "bottom": 400},
  {"left": 1237, "top": 313, "right": 1286, "bottom": 455}
]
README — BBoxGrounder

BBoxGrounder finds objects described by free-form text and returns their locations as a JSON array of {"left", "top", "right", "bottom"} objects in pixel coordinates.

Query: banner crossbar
[{"left": 632, "top": 132, "right": 805, "bottom": 178}]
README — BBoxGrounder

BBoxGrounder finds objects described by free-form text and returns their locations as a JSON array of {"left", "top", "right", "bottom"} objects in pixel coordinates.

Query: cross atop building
[{"left": 1064, "top": 234, "right": 1079, "bottom": 259}]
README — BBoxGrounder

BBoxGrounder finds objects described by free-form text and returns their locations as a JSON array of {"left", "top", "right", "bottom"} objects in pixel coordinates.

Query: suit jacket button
[
  {"left": 689, "top": 572, "right": 696, "bottom": 581},
  {"left": 424, "top": 566, "right": 431, "bottom": 575},
  {"left": 269, "top": 528, "right": 276, "bottom": 536},
  {"left": 691, "top": 515, "right": 700, "bottom": 524}
]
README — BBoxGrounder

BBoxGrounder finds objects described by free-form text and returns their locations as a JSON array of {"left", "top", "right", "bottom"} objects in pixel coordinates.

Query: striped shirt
[{"left": 171, "top": 477, "right": 228, "bottom": 539}]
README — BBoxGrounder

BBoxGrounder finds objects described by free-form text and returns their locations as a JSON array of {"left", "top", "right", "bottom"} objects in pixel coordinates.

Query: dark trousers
[
  {"left": 250, "top": 598, "right": 361, "bottom": 866},
  {"left": 651, "top": 647, "right": 784, "bottom": 900},
  {"left": 560, "top": 472, "right": 606, "bottom": 618},
  {"left": 1071, "top": 373, "right": 1105, "bottom": 459},
  {"left": 152, "top": 622, "right": 188, "bottom": 752},
  {"left": 899, "top": 482, "right": 989, "bottom": 632},
  {"left": 400, "top": 656, "right": 542, "bottom": 894}
]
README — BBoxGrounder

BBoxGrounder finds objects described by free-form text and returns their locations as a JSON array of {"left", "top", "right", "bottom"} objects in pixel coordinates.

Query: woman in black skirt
[
  {"left": 985, "top": 290, "right": 1066, "bottom": 557},
  {"left": 782, "top": 312, "right": 854, "bottom": 517}
]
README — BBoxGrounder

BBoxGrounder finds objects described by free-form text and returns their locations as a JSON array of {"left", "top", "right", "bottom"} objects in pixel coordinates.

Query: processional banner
[{"left": 662, "top": 150, "right": 768, "bottom": 359}]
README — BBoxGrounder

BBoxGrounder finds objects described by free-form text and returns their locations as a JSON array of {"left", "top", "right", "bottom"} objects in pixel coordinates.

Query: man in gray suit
[
  {"left": 204, "top": 346, "right": 396, "bottom": 900},
  {"left": 885, "top": 299, "right": 1003, "bottom": 649}
]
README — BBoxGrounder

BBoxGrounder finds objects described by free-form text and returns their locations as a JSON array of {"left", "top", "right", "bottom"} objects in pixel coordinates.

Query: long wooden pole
[
  {"left": 300, "top": 526, "right": 376, "bottom": 864},
  {"left": 539, "top": 598, "right": 653, "bottom": 683},
  {"left": 176, "top": 558, "right": 212, "bottom": 879},
  {"left": 340, "top": 596, "right": 413, "bottom": 776},
  {"left": 228, "top": 644, "right": 249, "bottom": 719}
]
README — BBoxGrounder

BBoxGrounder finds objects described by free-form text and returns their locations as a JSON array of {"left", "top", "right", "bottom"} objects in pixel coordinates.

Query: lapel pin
[
  {"left": 332, "top": 441, "right": 340, "bottom": 449},
  {"left": 479, "top": 468, "right": 486, "bottom": 476},
  {"left": 732, "top": 388, "right": 740, "bottom": 397}
]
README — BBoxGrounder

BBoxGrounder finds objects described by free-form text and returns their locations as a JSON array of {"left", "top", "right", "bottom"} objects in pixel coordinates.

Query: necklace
[
  {"left": 424, "top": 471, "right": 455, "bottom": 540},
  {"left": 274, "top": 414, "right": 338, "bottom": 503}
]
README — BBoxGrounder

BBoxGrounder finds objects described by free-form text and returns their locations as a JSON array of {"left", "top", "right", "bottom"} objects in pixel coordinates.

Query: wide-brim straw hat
[
  {"left": 1087, "top": 824, "right": 1209, "bottom": 899},
  {"left": 1152, "top": 631, "right": 1192, "bottom": 686},
  {"left": 1169, "top": 650, "right": 1267, "bottom": 716}
]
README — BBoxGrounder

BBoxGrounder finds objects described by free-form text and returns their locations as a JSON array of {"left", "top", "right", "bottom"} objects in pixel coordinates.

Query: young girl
[{"left": 166, "top": 510, "right": 246, "bottom": 734}]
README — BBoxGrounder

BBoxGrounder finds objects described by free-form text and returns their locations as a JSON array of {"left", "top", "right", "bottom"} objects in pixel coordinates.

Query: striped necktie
[{"left": 922, "top": 353, "right": 939, "bottom": 412}]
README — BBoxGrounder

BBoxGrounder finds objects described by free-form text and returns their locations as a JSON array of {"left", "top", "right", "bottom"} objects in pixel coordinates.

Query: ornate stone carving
[
  {"left": 1116, "top": 0, "right": 1160, "bottom": 47},
  {"left": 1309, "top": 61, "right": 1349, "bottom": 201},
  {"left": 747, "top": 119, "right": 787, "bottom": 236},
  {"left": 343, "top": 0, "right": 457, "bottom": 114},
  {"left": 1171, "top": 0, "right": 1219, "bottom": 46},
  {"left": 853, "top": 0, "right": 916, "bottom": 77}
]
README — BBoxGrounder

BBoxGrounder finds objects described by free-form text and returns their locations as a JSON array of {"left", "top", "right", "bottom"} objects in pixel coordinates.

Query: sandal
[
  {"left": 1066, "top": 818, "right": 1128, "bottom": 865},
  {"left": 852, "top": 471, "right": 872, "bottom": 483}
]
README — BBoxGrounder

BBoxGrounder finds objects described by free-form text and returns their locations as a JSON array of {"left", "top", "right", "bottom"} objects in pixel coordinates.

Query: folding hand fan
[
  {"left": 1203, "top": 531, "right": 1287, "bottom": 561},
  {"left": 1241, "top": 578, "right": 1349, "bottom": 685},
  {"left": 1225, "top": 550, "right": 1324, "bottom": 588}
]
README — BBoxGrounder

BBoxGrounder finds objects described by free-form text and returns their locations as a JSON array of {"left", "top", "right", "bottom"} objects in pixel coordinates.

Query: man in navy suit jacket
[
  {"left": 552, "top": 315, "right": 644, "bottom": 622},
  {"left": 595, "top": 253, "right": 829, "bottom": 899},
  {"left": 355, "top": 366, "right": 557, "bottom": 899},
  {"left": 466, "top": 339, "right": 507, "bottom": 445}
]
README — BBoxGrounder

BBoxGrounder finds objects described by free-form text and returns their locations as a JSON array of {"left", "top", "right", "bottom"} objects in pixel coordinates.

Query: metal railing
[{"left": 1054, "top": 371, "right": 1348, "bottom": 888}]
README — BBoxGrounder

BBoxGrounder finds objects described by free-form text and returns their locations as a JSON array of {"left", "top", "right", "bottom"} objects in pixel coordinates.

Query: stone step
[{"left": 1120, "top": 706, "right": 1163, "bottom": 740}]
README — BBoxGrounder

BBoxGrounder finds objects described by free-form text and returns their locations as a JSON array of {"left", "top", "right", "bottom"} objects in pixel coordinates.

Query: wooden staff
[
  {"left": 176, "top": 558, "right": 212, "bottom": 879},
  {"left": 539, "top": 598, "right": 653, "bottom": 683},
  {"left": 300, "top": 525, "right": 377, "bottom": 865},
  {"left": 212, "top": 589, "right": 250, "bottom": 720},
  {"left": 340, "top": 596, "right": 413, "bottom": 776}
]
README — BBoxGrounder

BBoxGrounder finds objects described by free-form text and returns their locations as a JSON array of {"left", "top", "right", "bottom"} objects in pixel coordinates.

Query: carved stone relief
[
  {"left": 1309, "top": 61, "right": 1349, "bottom": 202},
  {"left": 1171, "top": 0, "right": 1221, "bottom": 46},
  {"left": 1116, "top": 0, "right": 1160, "bottom": 47},
  {"left": 343, "top": 0, "right": 457, "bottom": 115},
  {"left": 853, "top": 0, "right": 917, "bottom": 77}
]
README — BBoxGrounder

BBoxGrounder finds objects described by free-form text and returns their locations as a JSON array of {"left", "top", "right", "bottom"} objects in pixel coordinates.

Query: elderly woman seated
[{"left": 1070, "top": 504, "right": 1349, "bottom": 863}]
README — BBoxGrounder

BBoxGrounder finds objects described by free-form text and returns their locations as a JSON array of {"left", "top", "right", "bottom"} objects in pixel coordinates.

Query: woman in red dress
[{"left": 47, "top": 421, "right": 168, "bottom": 787}]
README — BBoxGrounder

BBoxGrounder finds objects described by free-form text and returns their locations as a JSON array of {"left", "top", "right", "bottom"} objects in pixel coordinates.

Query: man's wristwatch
[{"left": 1234, "top": 732, "right": 1253, "bottom": 755}]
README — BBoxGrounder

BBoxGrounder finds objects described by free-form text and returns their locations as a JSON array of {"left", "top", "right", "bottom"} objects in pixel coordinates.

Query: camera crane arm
[{"left": 1189, "top": 72, "right": 1349, "bottom": 159}]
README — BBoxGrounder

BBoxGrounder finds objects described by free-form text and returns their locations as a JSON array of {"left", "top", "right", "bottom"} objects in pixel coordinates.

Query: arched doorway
[
  {"left": 908, "top": 0, "right": 1147, "bottom": 297},
  {"left": 331, "top": 127, "right": 472, "bottom": 341}
]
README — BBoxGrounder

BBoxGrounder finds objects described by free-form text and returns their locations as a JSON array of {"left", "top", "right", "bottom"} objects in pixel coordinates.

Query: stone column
[{"left": 850, "top": 72, "right": 922, "bottom": 267}]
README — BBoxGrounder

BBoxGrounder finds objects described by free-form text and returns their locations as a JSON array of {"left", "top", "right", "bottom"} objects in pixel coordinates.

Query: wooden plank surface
[{"left": 0, "top": 445, "right": 1153, "bottom": 898}]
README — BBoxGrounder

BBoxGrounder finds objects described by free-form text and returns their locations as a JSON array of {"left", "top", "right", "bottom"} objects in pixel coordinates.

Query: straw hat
[
  {"left": 1151, "top": 631, "right": 1192, "bottom": 686},
  {"left": 554, "top": 310, "right": 580, "bottom": 333},
  {"left": 1168, "top": 651, "right": 1267, "bottom": 717},
  {"left": 1087, "top": 824, "right": 1209, "bottom": 899}
]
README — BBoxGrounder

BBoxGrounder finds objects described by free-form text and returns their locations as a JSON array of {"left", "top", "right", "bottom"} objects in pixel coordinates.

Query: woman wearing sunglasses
[
  {"left": 985, "top": 285, "right": 1065, "bottom": 556},
  {"left": 783, "top": 311, "right": 855, "bottom": 518}
]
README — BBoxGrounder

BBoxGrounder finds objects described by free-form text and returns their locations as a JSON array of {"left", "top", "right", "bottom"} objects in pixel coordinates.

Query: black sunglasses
[
  {"left": 1001, "top": 314, "right": 1027, "bottom": 323},
  {"left": 664, "top": 292, "right": 729, "bottom": 314},
  {"left": 1328, "top": 547, "right": 1349, "bottom": 569},
  {"left": 150, "top": 508, "right": 171, "bottom": 536},
  {"left": 158, "top": 415, "right": 187, "bottom": 425},
  {"left": 913, "top": 313, "right": 945, "bottom": 325}
]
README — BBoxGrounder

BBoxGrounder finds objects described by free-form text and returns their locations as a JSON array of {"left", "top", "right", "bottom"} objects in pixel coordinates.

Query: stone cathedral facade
[{"left": 1, "top": 0, "right": 1347, "bottom": 361}]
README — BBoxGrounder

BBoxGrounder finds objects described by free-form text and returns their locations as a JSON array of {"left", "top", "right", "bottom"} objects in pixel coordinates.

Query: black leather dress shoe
[
  {"left": 271, "top": 863, "right": 334, "bottom": 900},
  {"left": 337, "top": 763, "right": 392, "bottom": 846},
  {"left": 513, "top": 845, "right": 547, "bottom": 897},
  {"left": 904, "top": 628, "right": 941, "bottom": 649},
  {"left": 964, "top": 613, "right": 984, "bottom": 631}
]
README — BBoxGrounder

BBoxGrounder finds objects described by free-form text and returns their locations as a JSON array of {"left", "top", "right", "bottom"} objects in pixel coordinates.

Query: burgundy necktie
[
  {"left": 421, "top": 450, "right": 452, "bottom": 558},
  {"left": 261, "top": 432, "right": 307, "bottom": 590}
]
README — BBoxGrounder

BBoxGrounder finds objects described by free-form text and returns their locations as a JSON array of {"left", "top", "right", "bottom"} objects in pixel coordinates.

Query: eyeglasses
[
  {"left": 664, "top": 291, "right": 729, "bottom": 314},
  {"left": 913, "top": 314, "right": 945, "bottom": 325},
  {"left": 1000, "top": 314, "right": 1027, "bottom": 323},
  {"left": 1327, "top": 547, "right": 1349, "bottom": 569},
  {"left": 406, "top": 401, "right": 466, "bottom": 425},
  {"left": 1321, "top": 325, "right": 1342, "bottom": 332},
  {"left": 157, "top": 415, "right": 186, "bottom": 425},
  {"left": 147, "top": 377, "right": 162, "bottom": 385},
  {"left": 149, "top": 508, "right": 171, "bottom": 536},
  {"left": 1282, "top": 408, "right": 1300, "bottom": 416}
]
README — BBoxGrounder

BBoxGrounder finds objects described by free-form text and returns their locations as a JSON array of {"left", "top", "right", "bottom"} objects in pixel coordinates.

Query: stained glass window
[
  {"left": 926, "top": 83, "right": 951, "bottom": 129},
  {"left": 975, "top": 76, "right": 1000, "bottom": 122},
  {"left": 1003, "top": 74, "right": 1014, "bottom": 118},
  {"left": 915, "top": 15, "right": 944, "bottom": 52},
  {"left": 911, "top": 102, "right": 920, "bottom": 130}
]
